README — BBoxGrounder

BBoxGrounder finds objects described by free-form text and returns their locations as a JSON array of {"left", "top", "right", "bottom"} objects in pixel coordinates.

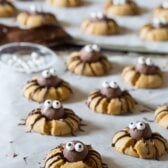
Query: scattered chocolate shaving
[
  {"left": 12, "top": 153, "right": 18, "bottom": 158},
  {"left": 23, "top": 156, "right": 27, "bottom": 164},
  {"left": 9, "top": 141, "right": 14, "bottom": 144}
]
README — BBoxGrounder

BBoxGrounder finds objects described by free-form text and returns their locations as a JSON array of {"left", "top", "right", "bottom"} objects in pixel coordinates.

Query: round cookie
[
  {"left": 17, "top": 10, "right": 57, "bottom": 29},
  {"left": 154, "top": 0, "right": 168, "bottom": 21},
  {"left": 26, "top": 100, "right": 82, "bottom": 136},
  {"left": 112, "top": 121, "right": 168, "bottom": 159},
  {"left": 0, "top": 0, "right": 17, "bottom": 17},
  {"left": 67, "top": 45, "right": 111, "bottom": 76},
  {"left": 140, "top": 18, "right": 168, "bottom": 41},
  {"left": 81, "top": 12, "right": 119, "bottom": 35},
  {"left": 155, "top": 105, "right": 168, "bottom": 129},
  {"left": 122, "top": 57, "right": 163, "bottom": 89},
  {"left": 103, "top": 0, "right": 139, "bottom": 16},
  {"left": 47, "top": 0, "right": 80, "bottom": 7},
  {"left": 44, "top": 140, "right": 108, "bottom": 168},
  {"left": 86, "top": 81, "right": 135, "bottom": 115},
  {"left": 23, "top": 69, "right": 72, "bottom": 102}
]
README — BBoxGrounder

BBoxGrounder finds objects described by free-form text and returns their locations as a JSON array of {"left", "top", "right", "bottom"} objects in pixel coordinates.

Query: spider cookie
[
  {"left": 17, "top": 10, "right": 57, "bottom": 29},
  {"left": 112, "top": 121, "right": 168, "bottom": 159},
  {"left": 47, "top": 0, "right": 80, "bottom": 7},
  {"left": 81, "top": 12, "right": 119, "bottom": 35},
  {"left": 44, "top": 140, "right": 108, "bottom": 168},
  {"left": 26, "top": 100, "right": 83, "bottom": 136},
  {"left": 0, "top": 0, "right": 17, "bottom": 17},
  {"left": 122, "top": 57, "right": 163, "bottom": 89},
  {"left": 140, "top": 18, "right": 168, "bottom": 41},
  {"left": 23, "top": 69, "right": 72, "bottom": 102},
  {"left": 86, "top": 81, "right": 135, "bottom": 115},
  {"left": 154, "top": 0, "right": 168, "bottom": 21},
  {"left": 103, "top": 0, "right": 139, "bottom": 16},
  {"left": 155, "top": 105, "right": 168, "bottom": 129},
  {"left": 67, "top": 45, "right": 111, "bottom": 76}
]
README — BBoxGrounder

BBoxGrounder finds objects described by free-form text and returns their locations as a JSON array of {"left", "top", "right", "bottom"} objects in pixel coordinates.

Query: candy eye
[
  {"left": 92, "top": 44, "right": 100, "bottom": 52},
  {"left": 129, "top": 122, "right": 136, "bottom": 129},
  {"left": 66, "top": 142, "right": 75, "bottom": 151},
  {"left": 49, "top": 68, "right": 57, "bottom": 76},
  {"left": 75, "top": 143, "right": 84, "bottom": 152},
  {"left": 90, "top": 12, "right": 97, "bottom": 19},
  {"left": 84, "top": 45, "right": 92, "bottom": 53},
  {"left": 138, "top": 57, "right": 145, "bottom": 65},
  {"left": 44, "top": 100, "right": 53, "bottom": 108},
  {"left": 109, "top": 81, "right": 118, "bottom": 88},
  {"left": 52, "top": 100, "right": 62, "bottom": 109},
  {"left": 97, "top": 12, "right": 104, "bottom": 19},
  {"left": 145, "top": 58, "right": 153, "bottom": 66},
  {"left": 102, "top": 81, "right": 110, "bottom": 88},
  {"left": 42, "top": 70, "right": 51, "bottom": 78},
  {"left": 136, "top": 122, "right": 146, "bottom": 130}
]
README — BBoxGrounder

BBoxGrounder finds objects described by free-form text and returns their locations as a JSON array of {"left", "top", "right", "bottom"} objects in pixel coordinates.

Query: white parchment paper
[{"left": 0, "top": 51, "right": 168, "bottom": 168}]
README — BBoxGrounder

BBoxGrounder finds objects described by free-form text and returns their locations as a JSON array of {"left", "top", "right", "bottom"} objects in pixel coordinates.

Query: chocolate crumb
[{"left": 12, "top": 153, "right": 18, "bottom": 158}]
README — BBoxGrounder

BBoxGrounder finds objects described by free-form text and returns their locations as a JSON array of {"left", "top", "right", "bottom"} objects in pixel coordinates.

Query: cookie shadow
[
  {"left": 120, "top": 26, "right": 134, "bottom": 35},
  {"left": 80, "top": 0, "right": 93, "bottom": 7},
  {"left": 78, "top": 120, "right": 104, "bottom": 136},
  {"left": 59, "top": 20, "right": 71, "bottom": 28},
  {"left": 66, "top": 86, "right": 88, "bottom": 103},
  {"left": 102, "top": 155, "right": 120, "bottom": 168}
]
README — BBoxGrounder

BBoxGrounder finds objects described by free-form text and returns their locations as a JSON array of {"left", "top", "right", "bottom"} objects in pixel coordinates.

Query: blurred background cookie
[
  {"left": 103, "top": 0, "right": 140, "bottom": 16},
  {"left": 140, "top": 17, "right": 168, "bottom": 41},
  {"left": 47, "top": 0, "right": 80, "bottom": 7},
  {"left": 0, "top": 0, "right": 17, "bottom": 17},
  {"left": 81, "top": 12, "right": 120, "bottom": 35}
]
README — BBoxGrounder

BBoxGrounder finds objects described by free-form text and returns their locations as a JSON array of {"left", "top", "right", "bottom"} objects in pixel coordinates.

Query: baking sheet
[
  {"left": 0, "top": 51, "right": 168, "bottom": 168},
  {"left": 1, "top": 0, "right": 168, "bottom": 54}
]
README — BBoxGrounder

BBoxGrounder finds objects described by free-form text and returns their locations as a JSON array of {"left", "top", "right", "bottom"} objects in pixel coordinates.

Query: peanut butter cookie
[
  {"left": 47, "top": 0, "right": 80, "bottom": 7},
  {"left": 26, "top": 100, "right": 83, "bottom": 136},
  {"left": 112, "top": 121, "right": 168, "bottom": 159},
  {"left": 86, "top": 81, "right": 135, "bottom": 115},
  {"left": 67, "top": 45, "right": 111, "bottom": 76},
  {"left": 122, "top": 57, "right": 163, "bottom": 88},
  {"left": 155, "top": 105, "right": 168, "bottom": 129},
  {"left": 81, "top": 12, "right": 119, "bottom": 35},
  {"left": 140, "top": 18, "right": 168, "bottom": 41},
  {"left": 154, "top": 0, "right": 168, "bottom": 21},
  {"left": 17, "top": 11, "right": 57, "bottom": 29},
  {"left": 23, "top": 69, "right": 72, "bottom": 102},
  {"left": 44, "top": 140, "right": 108, "bottom": 168},
  {"left": 0, "top": 0, "right": 17, "bottom": 17},
  {"left": 103, "top": 0, "right": 139, "bottom": 16}
]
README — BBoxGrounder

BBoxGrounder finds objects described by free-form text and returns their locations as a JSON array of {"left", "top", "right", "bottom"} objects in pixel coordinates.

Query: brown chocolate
[
  {"left": 37, "top": 76, "right": 61, "bottom": 87},
  {"left": 129, "top": 122, "right": 152, "bottom": 140},
  {"left": 41, "top": 106, "right": 64, "bottom": 120},
  {"left": 100, "top": 87, "right": 122, "bottom": 99},
  {"left": 63, "top": 141, "right": 88, "bottom": 162},
  {"left": 136, "top": 64, "right": 159, "bottom": 75},
  {"left": 0, "top": 24, "right": 71, "bottom": 46},
  {"left": 80, "top": 48, "right": 101, "bottom": 63}
]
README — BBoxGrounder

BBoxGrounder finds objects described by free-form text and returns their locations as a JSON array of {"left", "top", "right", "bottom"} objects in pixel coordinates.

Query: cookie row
[{"left": 2, "top": 0, "right": 168, "bottom": 41}]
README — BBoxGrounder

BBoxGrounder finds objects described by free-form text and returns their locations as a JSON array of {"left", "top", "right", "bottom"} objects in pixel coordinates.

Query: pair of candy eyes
[
  {"left": 66, "top": 142, "right": 85, "bottom": 153},
  {"left": 44, "top": 100, "right": 61, "bottom": 109},
  {"left": 84, "top": 45, "right": 100, "bottom": 53},
  {"left": 129, "top": 122, "right": 146, "bottom": 130},
  {"left": 42, "top": 69, "right": 57, "bottom": 78},
  {"left": 90, "top": 12, "right": 105, "bottom": 19},
  {"left": 138, "top": 57, "right": 153, "bottom": 65},
  {"left": 102, "top": 81, "right": 118, "bottom": 89}
]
